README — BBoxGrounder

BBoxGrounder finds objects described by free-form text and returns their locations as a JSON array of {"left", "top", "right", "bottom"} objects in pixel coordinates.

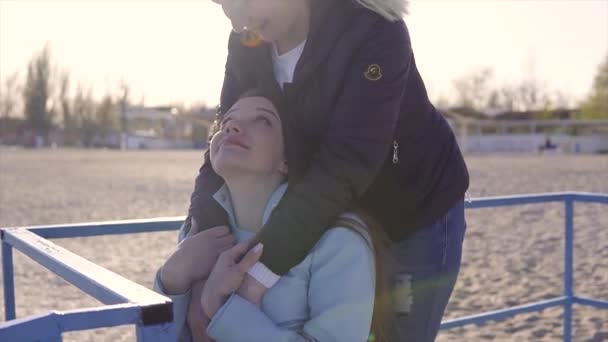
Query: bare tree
[
  {"left": 72, "top": 83, "right": 96, "bottom": 146},
  {"left": 96, "top": 94, "right": 120, "bottom": 137},
  {"left": 117, "top": 80, "right": 130, "bottom": 134},
  {"left": 0, "top": 71, "right": 21, "bottom": 118},
  {"left": 56, "top": 70, "right": 73, "bottom": 130},
  {"left": 498, "top": 85, "right": 517, "bottom": 112},
  {"left": 550, "top": 90, "right": 571, "bottom": 109},
  {"left": 516, "top": 78, "right": 543, "bottom": 111},
  {"left": 23, "top": 45, "right": 54, "bottom": 143},
  {"left": 452, "top": 68, "right": 494, "bottom": 111},
  {"left": 581, "top": 54, "right": 608, "bottom": 119},
  {"left": 515, "top": 57, "right": 551, "bottom": 112},
  {"left": 486, "top": 89, "right": 500, "bottom": 109}
]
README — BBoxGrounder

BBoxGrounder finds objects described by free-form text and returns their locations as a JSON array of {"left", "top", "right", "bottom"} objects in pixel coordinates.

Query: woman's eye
[
  {"left": 255, "top": 116, "right": 272, "bottom": 126},
  {"left": 219, "top": 118, "right": 231, "bottom": 128}
]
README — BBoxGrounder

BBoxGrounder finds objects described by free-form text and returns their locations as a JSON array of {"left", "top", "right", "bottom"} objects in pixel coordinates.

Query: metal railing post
[
  {"left": 563, "top": 197, "right": 574, "bottom": 342},
  {"left": 136, "top": 322, "right": 176, "bottom": 342},
  {"left": 2, "top": 240, "right": 16, "bottom": 320}
]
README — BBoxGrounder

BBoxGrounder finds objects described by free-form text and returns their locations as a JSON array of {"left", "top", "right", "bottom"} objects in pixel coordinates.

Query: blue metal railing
[
  {"left": 439, "top": 192, "right": 608, "bottom": 342},
  {"left": 1, "top": 226, "right": 177, "bottom": 341},
  {"left": 1, "top": 192, "right": 606, "bottom": 341}
]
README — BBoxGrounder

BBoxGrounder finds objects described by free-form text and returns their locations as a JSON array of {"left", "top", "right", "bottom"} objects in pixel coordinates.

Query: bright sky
[{"left": 1, "top": 0, "right": 606, "bottom": 107}]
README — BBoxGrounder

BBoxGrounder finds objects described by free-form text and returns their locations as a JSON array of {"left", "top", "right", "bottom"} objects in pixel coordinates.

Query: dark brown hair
[{"left": 211, "top": 88, "right": 283, "bottom": 137}]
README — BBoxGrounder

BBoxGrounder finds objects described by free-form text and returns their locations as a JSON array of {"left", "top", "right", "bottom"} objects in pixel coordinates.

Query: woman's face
[
  {"left": 219, "top": 0, "right": 308, "bottom": 42},
  {"left": 210, "top": 96, "right": 286, "bottom": 179}
]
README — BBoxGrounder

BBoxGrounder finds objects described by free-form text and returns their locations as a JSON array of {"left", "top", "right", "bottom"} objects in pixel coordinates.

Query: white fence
[
  {"left": 459, "top": 134, "right": 608, "bottom": 154},
  {"left": 125, "top": 135, "right": 194, "bottom": 150}
]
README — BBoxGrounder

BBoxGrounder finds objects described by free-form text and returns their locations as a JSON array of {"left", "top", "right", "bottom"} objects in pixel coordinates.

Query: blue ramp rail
[
  {"left": 1, "top": 192, "right": 607, "bottom": 341},
  {"left": 1, "top": 219, "right": 182, "bottom": 341}
]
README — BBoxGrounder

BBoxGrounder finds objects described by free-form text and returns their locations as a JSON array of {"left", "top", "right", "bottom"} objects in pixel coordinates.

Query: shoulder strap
[{"left": 334, "top": 212, "right": 374, "bottom": 250}]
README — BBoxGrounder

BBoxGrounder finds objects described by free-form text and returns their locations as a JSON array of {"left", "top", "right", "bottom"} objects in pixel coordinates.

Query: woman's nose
[{"left": 224, "top": 119, "right": 242, "bottom": 134}]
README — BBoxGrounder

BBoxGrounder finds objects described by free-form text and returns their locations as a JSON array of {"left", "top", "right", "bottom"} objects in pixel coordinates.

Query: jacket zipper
[{"left": 392, "top": 140, "right": 399, "bottom": 164}]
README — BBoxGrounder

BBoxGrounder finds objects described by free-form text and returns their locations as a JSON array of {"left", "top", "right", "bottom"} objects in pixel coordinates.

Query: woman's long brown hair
[{"left": 336, "top": 209, "right": 396, "bottom": 342}]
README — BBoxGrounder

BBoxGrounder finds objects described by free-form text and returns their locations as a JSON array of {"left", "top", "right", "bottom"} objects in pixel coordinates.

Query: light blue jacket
[{"left": 154, "top": 183, "right": 375, "bottom": 342}]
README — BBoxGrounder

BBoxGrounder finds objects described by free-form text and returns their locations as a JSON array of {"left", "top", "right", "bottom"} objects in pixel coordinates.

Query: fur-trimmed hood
[
  {"left": 353, "top": 0, "right": 409, "bottom": 21},
  {"left": 312, "top": 0, "right": 408, "bottom": 23}
]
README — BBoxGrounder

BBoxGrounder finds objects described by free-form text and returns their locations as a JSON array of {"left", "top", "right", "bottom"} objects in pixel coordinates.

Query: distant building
[
  {"left": 121, "top": 105, "right": 214, "bottom": 150},
  {"left": 124, "top": 106, "right": 177, "bottom": 121},
  {"left": 441, "top": 107, "right": 608, "bottom": 154}
]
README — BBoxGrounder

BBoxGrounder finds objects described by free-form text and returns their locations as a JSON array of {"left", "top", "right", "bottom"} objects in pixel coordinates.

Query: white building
[{"left": 444, "top": 110, "right": 608, "bottom": 154}]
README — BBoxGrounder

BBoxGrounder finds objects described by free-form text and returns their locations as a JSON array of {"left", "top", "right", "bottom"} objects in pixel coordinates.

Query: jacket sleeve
[
  {"left": 186, "top": 150, "right": 226, "bottom": 233},
  {"left": 153, "top": 271, "right": 192, "bottom": 342},
  {"left": 206, "top": 228, "right": 375, "bottom": 342},
  {"left": 187, "top": 33, "right": 243, "bottom": 233},
  {"left": 152, "top": 221, "right": 192, "bottom": 341},
  {"left": 257, "top": 19, "right": 411, "bottom": 274}
]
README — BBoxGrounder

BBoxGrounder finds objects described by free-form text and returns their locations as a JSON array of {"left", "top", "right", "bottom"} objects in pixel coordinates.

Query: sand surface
[{"left": 0, "top": 148, "right": 606, "bottom": 341}]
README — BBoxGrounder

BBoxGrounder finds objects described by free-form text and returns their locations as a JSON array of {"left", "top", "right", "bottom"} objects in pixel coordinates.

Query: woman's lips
[{"left": 222, "top": 136, "right": 249, "bottom": 150}]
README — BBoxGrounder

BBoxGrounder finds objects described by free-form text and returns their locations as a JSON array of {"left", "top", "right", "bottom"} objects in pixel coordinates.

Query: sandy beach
[{"left": 0, "top": 148, "right": 606, "bottom": 341}]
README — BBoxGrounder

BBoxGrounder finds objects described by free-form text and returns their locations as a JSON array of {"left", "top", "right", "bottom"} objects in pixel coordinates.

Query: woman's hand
[
  {"left": 160, "top": 219, "right": 235, "bottom": 295},
  {"left": 236, "top": 274, "right": 267, "bottom": 306},
  {"left": 201, "top": 241, "right": 264, "bottom": 318}
]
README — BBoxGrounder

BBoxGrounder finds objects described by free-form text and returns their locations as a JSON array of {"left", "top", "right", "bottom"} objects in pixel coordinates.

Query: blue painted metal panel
[
  {"left": 28, "top": 217, "right": 184, "bottom": 239},
  {"left": 0, "top": 302, "right": 174, "bottom": 338},
  {"left": 465, "top": 192, "right": 569, "bottom": 209},
  {"left": 465, "top": 192, "right": 608, "bottom": 209},
  {"left": 136, "top": 322, "right": 177, "bottom": 342},
  {"left": 439, "top": 297, "right": 567, "bottom": 330},
  {"left": 573, "top": 296, "right": 608, "bottom": 310},
  {"left": 58, "top": 304, "right": 142, "bottom": 331},
  {"left": 570, "top": 192, "right": 608, "bottom": 204},
  {"left": 1, "top": 241, "right": 16, "bottom": 320},
  {"left": 2, "top": 228, "right": 171, "bottom": 305},
  {"left": 0, "top": 312, "right": 61, "bottom": 341},
  {"left": 563, "top": 199, "right": 574, "bottom": 342}
]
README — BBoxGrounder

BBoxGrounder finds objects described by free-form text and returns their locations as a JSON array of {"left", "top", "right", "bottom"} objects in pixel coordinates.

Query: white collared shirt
[{"left": 271, "top": 40, "right": 306, "bottom": 90}]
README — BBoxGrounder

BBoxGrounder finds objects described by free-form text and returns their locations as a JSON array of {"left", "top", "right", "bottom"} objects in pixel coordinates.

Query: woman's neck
[
  {"left": 274, "top": 5, "right": 310, "bottom": 55},
  {"left": 224, "top": 175, "right": 283, "bottom": 233}
]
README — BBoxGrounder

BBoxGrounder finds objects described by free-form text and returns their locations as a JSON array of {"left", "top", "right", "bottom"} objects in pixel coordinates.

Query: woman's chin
[
  {"left": 214, "top": 160, "right": 254, "bottom": 178},
  {"left": 216, "top": 163, "right": 280, "bottom": 182}
]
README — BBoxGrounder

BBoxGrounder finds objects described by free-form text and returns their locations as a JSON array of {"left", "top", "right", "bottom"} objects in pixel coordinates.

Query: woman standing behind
[{"left": 188, "top": 1, "right": 469, "bottom": 340}]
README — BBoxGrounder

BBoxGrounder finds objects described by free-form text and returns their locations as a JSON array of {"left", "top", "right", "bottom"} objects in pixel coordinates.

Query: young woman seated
[{"left": 155, "top": 89, "right": 392, "bottom": 342}]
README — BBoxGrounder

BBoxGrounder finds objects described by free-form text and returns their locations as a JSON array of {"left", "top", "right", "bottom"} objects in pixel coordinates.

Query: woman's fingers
[
  {"left": 221, "top": 240, "right": 250, "bottom": 260},
  {"left": 205, "top": 225, "right": 231, "bottom": 237},
  {"left": 191, "top": 217, "right": 200, "bottom": 233},
  {"left": 185, "top": 217, "right": 200, "bottom": 238},
  {"left": 215, "top": 234, "right": 236, "bottom": 249},
  {"left": 187, "top": 224, "right": 230, "bottom": 240},
  {"left": 218, "top": 240, "right": 263, "bottom": 274},
  {"left": 237, "top": 243, "right": 263, "bottom": 273}
]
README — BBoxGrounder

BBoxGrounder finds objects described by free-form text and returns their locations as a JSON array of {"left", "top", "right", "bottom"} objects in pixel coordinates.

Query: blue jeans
[{"left": 387, "top": 199, "right": 467, "bottom": 342}]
